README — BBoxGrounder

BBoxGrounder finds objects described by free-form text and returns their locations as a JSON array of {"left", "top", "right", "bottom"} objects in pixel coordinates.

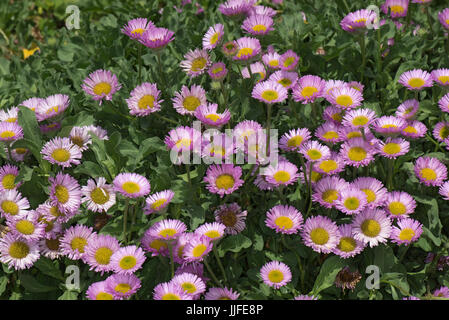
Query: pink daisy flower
[
  {"left": 60, "top": 224, "right": 95, "bottom": 260},
  {"left": 340, "top": 137, "right": 375, "bottom": 167},
  {"left": 49, "top": 172, "right": 81, "bottom": 215},
  {"left": 153, "top": 281, "right": 192, "bottom": 300},
  {"left": 194, "top": 222, "right": 227, "bottom": 242},
  {"left": 326, "top": 86, "right": 364, "bottom": 110},
  {"left": 138, "top": 27, "right": 175, "bottom": 51},
  {"left": 439, "top": 93, "right": 449, "bottom": 113},
  {"left": 433, "top": 121, "right": 449, "bottom": 142},
  {"left": 81, "top": 70, "right": 121, "bottom": 105},
  {"left": 195, "top": 103, "right": 231, "bottom": 128},
  {"left": 214, "top": 203, "right": 247, "bottom": 235},
  {"left": 431, "top": 68, "right": 449, "bottom": 87},
  {"left": 81, "top": 177, "right": 116, "bottom": 213},
  {"left": 384, "top": 191, "right": 417, "bottom": 219},
  {"left": 148, "top": 219, "right": 187, "bottom": 241},
  {"left": 104, "top": 273, "right": 141, "bottom": 300},
  {"left": 315, "top": 121, "right": 342, "bottom": 143},
  {"left": 414, "top": 156, "right": 447, "bottom": 187},
  {"left": 180, "top": 48, "right": 211, "bottom": 78},
  {"left": 126, "top": 82, "right": 163, "bottom": 117},
  {"left": 233, "top": 37, "right": 261, "bottom": 61},
  {"left": 301, "top": 215, "right": 340, "bottom": 254},
  {"left": 333, "top": 224, "right": 366, "bottom": 259},
  {"left": 439, "top": 181, "right": 449, "bottom": 200},
  {"left": 391, "top": 218, "right": 423, "bottom": 245},
  {"left": 172, "top": 85, "right": 207, "bottom": 116},
  {"left": 401, "top": 120, "right": 427, "bottom": 139},
  {"left": 241, "top": 61, "right": 267, "bottom": 82},
  {"left": 398, "top": 69, "right": 433, "bottom": 91},
  {"left": 372, "top": 116, "right": 407, "bottom": 135},
  {"left": 263, "top": 160, "right": 299, "bottom": 187},
  {"left": 265, "top": 205, "right": 303, "bottom": 234},
  {"left": 110, "top": 245, "right": 146, "bottom": 274},
  {"left": 335, "top": 187, "right": 368, "bottom": 215},
  {"left": 113, "top": 173, "right": 151, "bottom": 198},
  {"left": 0, "top": 233, "right": 40, "bottom": 270},
  {"left": 36, "top": 94, "right": 70, "bottom": 122},
  {"left": 86, "top": 281, "right": 115, "bottom": 300},
  {"left": 41, "top": 137, "right": 82, "bottom": 168},
  {"left": 218, "top": 0, "right": 256, "bottom": 17},
  {"left": 312, "top": 176, "right": 350, "bottom": 209},
  {"left": 376, "top": 137, "right": 410, "bottom": 159},
  {"left": 340, "top": 9, "right": 378, "bottom": 33},
  {"left": 292, "top": 75, "right": 326, "bottom": 104},
  {"left": 262, "top": 51, "right": 281, "bottom": 70},
  {"left": 313, "top": 152, "right": 346, "bottom": 175},
  {"left": 203, "top": 164, "right": 244, "bottom": 197},
  {"left": 6, "top": 212, "right": 45, "bottom": 242},
  {"left": 203, "top": 24, "right": 224, "bottom": 50},
  {"left": 143, "top": 189, "right": 174, "bottom": 215},
  {"left": 242, "top": 14, "right": 274, "bottom": 36},
  {"left": 342, "top": 108, "right": 377, "bottom": 129},
  {"left": 353, "top": 177, "right": 388, "bottom": 209},
  {"left": 279, "top": 128, "right": 311, "bottom": 152},
  {"left": 83, "top": 234, "right": 120, "bottom": 273},
  {"left": 0, "top": 122, "right": 23, "bottom": 142},
  {"left": 0, "top": 164, "right": 20, "bottom": 191},
  {"left": 268, "top": 70, "right": 298, "bottom": 90},
  {"left": 381, "top": 0, "right": 409, "bottom": 18},
  {"left": 279, "top": 50, "right": 299, "bottom": 71},
  {"left": 299, "top": 140, "right": 331, "bottom": 162},
  {"left": 438, "top": 8, "right": 449, "bottom": 30},
  {"left": 204, "top": 287, "right": 240, "bottom": 300},
  {"left": 252, "top": 80, "right": 288, "bottom": 104},
  {"left": 208, "top": 62, "right": 228, "bottom": 80},
  {"left": 183, "top": 235, "right": 213, "bottom": 263},
  {"left": 260, "top": 261, "right": 292, "bottom": 289},
  {"left": 121, "top": 18, "right": 154, "bottom": 40},
  {"left": 170, "top": 272, "right": 206, "bottom": 299},
  {"left": 395, "top": 99, "right": 419, "bottom": 120},
  {"left": 352, "top": 208, "right": 392, "bottom": 247}
]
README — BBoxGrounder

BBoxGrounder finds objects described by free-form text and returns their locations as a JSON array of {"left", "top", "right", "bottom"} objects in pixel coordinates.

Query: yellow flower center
[
  {"left": 93, "top": 82, "right": 112, "bottom": 96},
  {"left": 96, "top": 292, "right": 114, "bottom": 300},
  {"left": 267, "top": 270, "right": 284, "bottom": 283},
  {"left": 287, "top": 135, "right": 303, "bottom": 148},
  {"left": 319, "top": 160, "right": 338, "bottom": 173},
  {"left": 8, "top": 241, "right": 29, "bottom": 259},
  {"left": 332, "top": 113, "right": 343, "bottom": 122},
  {"left": 420, "top": 168, "right": 437, "bottom": 181},
  {"left": 310, "top": 227, "right": 329, "bottom": 245},
  {"left": 344, "top": 197, "right": 360, "bottom": 210},
  {"left": 181, "top": 282, "right": 197, "bottom": 294},
  {"left": 408, "top": 78, "right": 425, "bottom": 88},
  {"left": 273, "top": 171, "right": 291, "bottom": 183},
  {"left": 131, "top": 28, "right": 144, "bottom": 35},
  {"left": 389, "top": 201, "right": 406, "bottom": 216},
  {"left": 361, "top": 219, "right": 381, "bottom": 237},
  {"left": 0, "top": 131, "right": 15, "bottom": 139},
  {"left": 151, "top": 198, "right": 167, "bottom": 210},
  {"left": 335, "top": 95, "right": 353, "bottom": 107},
  {"left": 283, "top": 57, "right": 295, "bottom": 68},
  {"left": 337, "top": 237, "right": 357, "bottom": 252},
  {"left": 439, "top": 126, "right": 449, "bottom": 139},
  {"left": 204, "top": 230, "right": 221, "bottom": 239},
  {"left": 138, "top": 95, "right": 155, "bottom": 110},
  {"left": 322, "top": 189, "right": 338, "bottom": 204},
  {"left": 362, "top": 189, "right": 376, "bottom": 203},
  {"left": 274, "top": 216, "right": 293, "bottom": 230},
  {"left": 210, "top": 32, "right": 220, "bottom": 45},
  {"left": 183, "top": 96, "right": 201, "bottom": 111},
  {"left": 122, "top": 182, "right": 140, "bottom": 194},
  {"left": 348, "top": 147, "right": 367, "bottom": 162},
  {"left": 192, "top": 244, "right": 207, "bottom": 257},
  {"left": 175, "top": 138, "right": 192, "bottom": 149},
  {"left": 191, "top": 57, "right": 207, "bottom": 72},
  {"left": 119, "top": 256, "right": 137, "bottom": 270},
  {"left": 252, "top": 24, "right": 267, "bottom": 32},
  {"left": 322, "top": 131, "right": 339, "bottom": 140},
  {"left": 382, "top": 124, "right": 397, "bottom": 129},
  {"left": 269, "top": 60, "right": 279, "bottom": 67},
  {"left": 278, "top": 78, "right": 292, "bottom": 87},
  {"left": 150, "top": 239, "right": 167, "bottom": 251},
  {"left": 1, "top": 174, "right": 16, "bottom": 189},
  {"left": 399, "top": 228, "right": 415, "bottom": 241},
  {"left": 114, "top": 283, "right": 131, "bottom": 294},
  {"left": 301, "top": 86, "right": 318, "bottom": 98},
  {"left": 46, "top": 106, "right": 60, "bottom": 115},
  {"left": 390, "top": 5, "right": 404, "bottom": 14},
  {"left": 50, "top": 205, "right": 63, "bottom": 218},
  {"left": 15, "top": 220, "right": 35, "bottom": 235},
  {"left": 403, "top": 126, "right": 417, "bottom": 134},
  {"left": 159, "top": 228, "right": 177, "bottom": 238},
  {"left": 383, "top": 143, "right": 401, "bottom": 155},
  {"left": 15, "top": 148, "right": 28, "bottom": 154},
  {"left": 215, "top": 174, "right": 235, "bottom": 190},
  {"left": 352, "top": 116, "right": 369, "bottom": 126},
  {"left": 51, "top": 148, "right": 71, "bottom": 162},
  {"left": 94, "top": 247, "right": 113, "bottom": 265},
  {"left": 212, "top": 67, "right": 223, "bottom": 74},
  {"left": 70, "top": 237, "right": 88, "bottom": 253},
  {"left": 311, "top": 171, "right": 322, "bottom": 183},
  {"left": 90, "top": 187, "right": 110, "bottom": 205},
  {"left": 261, "top": 90, "right": 279, "bottom": 102},
  {"left": 237, "top": 47, "right": 254, "bottom": 58},
  {"left": 205, "top": 114, "right": 221, "bottom": 122},
  {"left": 5, "top": 117, "right": 17, "bottom": 123},
  {"left": 307, "top": 149, "right": 322, "bottom": 160},
  {"left": 55, "top": 185, "right": 69, "bottom": 203},
  {"left": 162, "top": 293, "right": 181, "bottom": 300},
  {"left": 2, "top": 200, "right": 18, "bottom": 215}
]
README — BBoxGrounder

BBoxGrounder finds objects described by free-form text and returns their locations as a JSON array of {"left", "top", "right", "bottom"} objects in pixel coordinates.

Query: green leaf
[
  {"left": 16, "top": 106, "right": 43, "bottom": 162},
  {"left": 311, "top": 255, "right": 346, "bottom": 296},
  {"left": 0, "top": 276, "right": 8, "bottom": 296},
  {"left": 34, "top": 258, "right": 64, "bottom": 280},
  {"left": 58, "top": 290, "right": 78, "bottom": 300},
  {"left": 18, "top": 274, "right": 58, "bottom": 293},
  {"left": 217, "top": 234, "right": 252, "bottom": 258}
]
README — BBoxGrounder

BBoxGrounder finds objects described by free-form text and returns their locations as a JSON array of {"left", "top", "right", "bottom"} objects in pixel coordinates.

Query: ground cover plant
[{"left": 0, "top": 0, "right": 449, "bottom": 300}]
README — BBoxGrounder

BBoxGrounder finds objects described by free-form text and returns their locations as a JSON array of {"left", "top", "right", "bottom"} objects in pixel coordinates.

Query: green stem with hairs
[
  {"left": 213, "top": 246, "right": 228, "bottom": 284},
  {"left": 168, "top": 241, "right": 175, "bottom": 278},
  {"left": 387, "top": 158, "right": 395, "bottom": 191},
  {"left": 153, "top": 112, "right": 177, "bottom": 125},
  {"left": 358, "top": 35, "right": 366, "bottom": 84},
  {"left": 138, "top": 44, "right": 142, "bottom": 84},
  {"left": 266, "top": 103, "right": 273, "bottom": 157},
  {"left": 122, "top": 199, "right": 130, "bottom": 243},
  {"left": 305, "top": 161, "right": 314, "bottom": 217},
  {"left": 204, "top": 257, "right": 222, "bottom": 287}
]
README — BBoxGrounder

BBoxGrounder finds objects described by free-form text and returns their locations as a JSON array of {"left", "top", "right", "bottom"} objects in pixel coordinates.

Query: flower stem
[
  {"left": 168, "top": 241, "right": 175, "bottom": 278},
  {"left": 153, "top": 112, "right": 177, "bottom": 125},
  {"left": 138, "top": 44, "right": 142, "bottom": 84},
  {"left": 358, "top": 35, "right": 366, "bottom": 84},
  {"left": 122, "top": 199, "right": 130, "bottom": 243},
  {"left": 387, "top": 158, "right": 395, "bottom": 191},
  {"left": 266, "top": 103, "right": 273, "bottom": 157},
  {"left": 305, "top": 161, "right": 314, "bottom": 217},
  {"left": 186, "top": 163, "right": 191, "bottom": 185},
  {"left": 213, "top": 246, "right": 228, "bottom": 284},
  {"left": 204, "top": 256, "right": 222, "bottom": 287}
]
